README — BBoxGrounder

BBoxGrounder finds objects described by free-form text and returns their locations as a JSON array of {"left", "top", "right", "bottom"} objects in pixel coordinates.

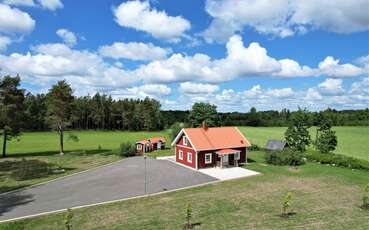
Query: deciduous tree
[
  {"left": 285, "top": 108, "right": 311, "bottom": 152},
  {"left": 188, "top": 103, "right": 218, "bottom": 127}
]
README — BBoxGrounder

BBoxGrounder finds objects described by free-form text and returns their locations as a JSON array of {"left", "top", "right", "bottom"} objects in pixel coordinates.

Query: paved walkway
[{"left": 0, "top": 157, "right": 216, "bottom": 222}]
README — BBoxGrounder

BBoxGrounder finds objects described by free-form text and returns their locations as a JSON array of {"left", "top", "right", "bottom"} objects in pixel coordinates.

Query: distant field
[
  {"left": 1, "top": 126, "right": 367, "bottom": 160},
  {"left": 239, "top": 126, "right": 369, "bottom": 161},
  {"left": 1, "top": 130, "right": 171, "bottom": 156}
]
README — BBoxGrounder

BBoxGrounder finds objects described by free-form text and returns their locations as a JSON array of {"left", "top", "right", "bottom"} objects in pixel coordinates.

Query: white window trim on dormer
[{"left": 183, "top": 136, "right": 188, "bottom": 146}]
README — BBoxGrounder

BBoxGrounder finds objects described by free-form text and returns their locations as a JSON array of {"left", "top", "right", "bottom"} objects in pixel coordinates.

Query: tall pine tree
[
  {"left": 0, "top": 75, "right": 25, "bottom": 157},
  {"left": 46, "top": 80, "right": 74, "bottom": 155}
]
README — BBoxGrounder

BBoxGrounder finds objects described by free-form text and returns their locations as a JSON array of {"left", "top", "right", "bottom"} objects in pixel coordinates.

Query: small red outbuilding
[
  {"left": 171, "top": 125, "right": 251, "bottom": 170},
  {"left": 136, "top": 137, "right": 166, "bottom": 154}
]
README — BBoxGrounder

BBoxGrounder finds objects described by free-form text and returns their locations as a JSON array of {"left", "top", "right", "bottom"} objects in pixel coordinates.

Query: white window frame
[
  {"left": 205, "top": 153, "right": 212, "bottom": 164},
  {"left": 137, "top": 144, "right": 142, "bottom": 150},
  {"left": 179, "top": 150, "right": 183, "bottom": 160},
  {"left": 183, "top": 136, "right": 188, "bottom": 146},
  {"left": 187, "top": 152, "right": 192, "bottom": 163},
  {"left": 234, "top": 152, "right": 240, "bottom": 160}
]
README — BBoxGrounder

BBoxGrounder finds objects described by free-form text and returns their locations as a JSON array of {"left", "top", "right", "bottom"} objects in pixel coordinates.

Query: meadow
[
  {"left": 0, "top": 127, "right": 368, "bottom": 229},
  {"left": 1, "top": 152, "right": 368, "bottom": 229},
  {"left": 2, "top": 126, "right": 367, "bottom": 160}
]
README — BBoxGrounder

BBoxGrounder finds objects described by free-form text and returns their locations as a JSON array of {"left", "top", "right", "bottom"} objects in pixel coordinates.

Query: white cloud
[
  {"left": 202, "top": 0, "right": 369, "bottom": 42},
  {"left": 317, "top": 78, "right": 344, "bottom": 95},
  {"left": 111, "top": 84, "right": 171, "bottom": 99},
  {"left": 0, "top": 35, "right": 11, "bottom": 51},
  {"left": 2, "top": 0, "right": 63, "bottom": 10},
  {"left": 0, "top": 43, "right": 138, "bottom": 95},
  {"left": 136, "top": 35, "right": 364, "bottom": 84},
  {"left": 318, "top": 56, "right": 363, "bottom": 77},
  {"left": 273, "top": 59, "right": 316, "bottom": 77},
  {"left": 2, "top": 0, "right": 35, "bottom": 7},
  {"left": 0, "top": 3, "right": 35, "bottom": 34},
  {"left": 37, "top": 0, "right": 63, "bottom": 10},
  {"left": 113, "top": 0, "right": 190, "bottom": 41},
  {"left": 56, "top": 28, "right": 77, "bottom": 46},
  {"left": 351, "top": 77, "right": 369, "bottom": 95},
  {"left": 179, "top": 82, "right": 219, "bottom": 94},
  {"left": 266, "top": 87, "right": 295, "bottom": 98},
  {"left": 99, "top": 42, "right": 171, "bottom": 61}
]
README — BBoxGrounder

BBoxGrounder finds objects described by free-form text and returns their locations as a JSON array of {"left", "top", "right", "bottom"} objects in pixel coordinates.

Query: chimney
[{"left": 201, "top": 121, "right": 208, "bottom": 130}]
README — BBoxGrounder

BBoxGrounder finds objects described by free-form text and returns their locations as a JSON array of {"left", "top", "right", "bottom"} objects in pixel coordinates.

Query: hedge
[{"left": 306, "top": 151, "right": 369, "bottom": 170}]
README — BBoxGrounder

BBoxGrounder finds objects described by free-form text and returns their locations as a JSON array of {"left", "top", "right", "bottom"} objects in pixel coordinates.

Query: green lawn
[
  {"left": 1, "top": 130, "right": 171, "bottom": 156},
  {"left": 239, "top": 126, "right": 369, "bottom": 161},
  {"left": 2, "top": 151, "right": 368, "bottom": 230}
]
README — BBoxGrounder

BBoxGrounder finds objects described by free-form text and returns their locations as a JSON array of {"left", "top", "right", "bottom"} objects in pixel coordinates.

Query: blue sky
[{"left": 0, "top": 0, "right": 368, "bottom": 112}]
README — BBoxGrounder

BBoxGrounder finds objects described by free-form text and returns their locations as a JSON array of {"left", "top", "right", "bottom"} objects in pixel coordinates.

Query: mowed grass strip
[
  {"left": 1, "top": 152, "right": 368, "bottom": 230},
  {"left": 239, "top": 126, "right": 369, "bottom": 161}
]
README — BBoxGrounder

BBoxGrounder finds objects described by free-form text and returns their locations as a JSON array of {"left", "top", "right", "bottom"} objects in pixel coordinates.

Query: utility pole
[{"left": 144, "top": 144, "right": 147, "bottom": 195}]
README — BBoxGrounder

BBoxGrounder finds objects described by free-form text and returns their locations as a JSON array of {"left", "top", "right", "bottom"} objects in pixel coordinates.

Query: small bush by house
[
  {"left": 306, "top": 151, "right": 369, "bottom": 170},
  {"left": 265, "top": 149, "right": 305, "bottom": 166},
  {"left": 119, "top": 142, "right": 136, "bottom": 157}
]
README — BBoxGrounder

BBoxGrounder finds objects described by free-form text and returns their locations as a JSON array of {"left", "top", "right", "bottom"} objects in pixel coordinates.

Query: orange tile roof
[
  {"left": 183, "top": 127, "right": 251, "bottom": 151},
  {"left": 149, "top": 137, "right": 166, "bottom": 143},
  {"left": 137, "top": 137, "right": 166, "bottom": 145}
]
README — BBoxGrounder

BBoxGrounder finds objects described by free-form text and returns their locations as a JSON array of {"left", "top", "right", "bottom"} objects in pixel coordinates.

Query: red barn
[
  {"left": 136, "top": 137, "right": 166, "bottom": 154},
  {"left": 171, "top": 125, "right": 251, "bottom": 170}
]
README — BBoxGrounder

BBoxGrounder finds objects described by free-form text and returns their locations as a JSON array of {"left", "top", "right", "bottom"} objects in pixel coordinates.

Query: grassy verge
[{"left": 2, "top": 151, "right": 368, "bottom": 230}]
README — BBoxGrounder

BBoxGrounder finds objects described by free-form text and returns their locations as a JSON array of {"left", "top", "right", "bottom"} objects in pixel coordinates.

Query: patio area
[{"left": 199, "top": 167, "right": 261, "bottom": 181}]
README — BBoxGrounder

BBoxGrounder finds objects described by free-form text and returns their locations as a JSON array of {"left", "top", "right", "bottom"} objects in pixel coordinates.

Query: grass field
[
  {"left": 239, "top": 126, "right": 369, "bottom": 161},
  {"left": 1, "top": 152, "right": 368, "bottom": 230}
]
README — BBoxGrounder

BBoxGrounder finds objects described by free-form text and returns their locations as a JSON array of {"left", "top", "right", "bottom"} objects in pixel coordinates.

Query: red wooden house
[
  {"left": 171, "top": 125, "right": 251, "bottom": 170},
  {"left": 136, "top": 137, "right": 166, "bottom": 154}
]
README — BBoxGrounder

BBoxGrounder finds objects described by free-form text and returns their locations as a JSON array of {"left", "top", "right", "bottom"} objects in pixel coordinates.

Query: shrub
[
  {"left": 249, "top": 144, "right": 260, "bottom": 151},
  {"left": 265, "top": 149, "right": 305, "bottom": 166},
  {"left": 306, "top": 151, "right": 369, "bottom": 170},
  {"left": 119, "top": 142, "right": 136, "bottom": 157}
]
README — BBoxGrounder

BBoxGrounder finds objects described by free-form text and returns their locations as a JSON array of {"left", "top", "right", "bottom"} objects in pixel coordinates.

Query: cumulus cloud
[
  {"left": 179, "top": 82, "right": 219, "bottom": 94},
  {"left": 2, "top": 0, "right": 35, "bottom": 7},
  {"left": 113, "top": 0, "right": 190, "bottom": 41},
  {"left": 0, "top": 43, "right": 137, "bottom": 94},
  {"left": 351, "top": 77, "right": 369, "bottom": 95},
  {"left": 111, "top": 84, "right": 171, "bottom": 99},
  {"left": 136, "top": 35, "right": 364, "bottom": 84},
  {"left": 99, "top": 42, "right": 171, "bottom": 61},
  {"left": 37, "top": 0, "right": 63, "bottom": 10},
  {"left": 2, "top": 0, "right": 63, "bottom": 10},
  {"left": 0, "top": 3, "right": 35, "bottom": 34},
  {"left": 56, "top": 28, "right": 77, "bottom": 46},
  {"left": 317, "top": 78, "right": 344, "bottom": 95},
  {"left": 202, "top": 0, "right": 369, "bottom": 42},
  {"left": 318, "top": 56, "right": 364, "bottom": 77}
]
